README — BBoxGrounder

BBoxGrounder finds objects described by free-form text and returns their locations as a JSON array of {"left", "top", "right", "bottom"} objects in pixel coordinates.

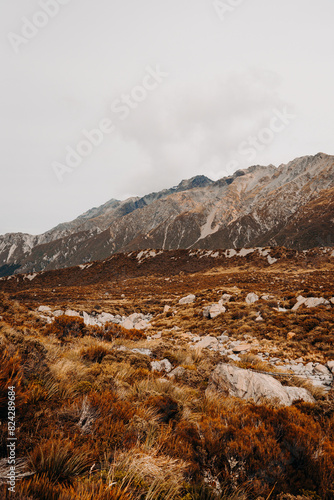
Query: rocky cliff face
[{"left": 1, "top": 154, "right": 333, "bottom": 276}]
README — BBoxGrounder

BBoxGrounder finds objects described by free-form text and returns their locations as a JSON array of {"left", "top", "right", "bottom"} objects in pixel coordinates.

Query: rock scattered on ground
[
  {"left": 203, "top": 301, "right": 226, "bottom": 319},
  {"left": 151, "top": 359, "right": 173, "bottom": 373},
  {"left": 179, "top": 294, "right": 196, "bottom": 305},
  {"left": 206, "top": 363, "right": 315, "bottom": 406},
  {"left": 245, "top": 293, "right": 259, "bottom": 304}
]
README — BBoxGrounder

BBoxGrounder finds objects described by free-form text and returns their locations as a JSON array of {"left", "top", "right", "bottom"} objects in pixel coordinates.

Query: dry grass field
[{"left": 0, "top": 248, "right": 333, "bottom": 499}]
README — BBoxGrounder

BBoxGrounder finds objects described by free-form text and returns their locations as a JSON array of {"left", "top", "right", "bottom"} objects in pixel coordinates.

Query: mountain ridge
[{"left": 1, "top": 154, "right": 333, "bottom": 276}]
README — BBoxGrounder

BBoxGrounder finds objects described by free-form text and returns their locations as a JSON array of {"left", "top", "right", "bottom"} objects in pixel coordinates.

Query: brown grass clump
[
  {"left": 0, "top": 349, "right": 24, "bottom": 420},
  {"left": 29, "top": 437, "right": 93, "bottom": 484},
  {"left": 44, "top": 315, "right": 87, "bottom": 341},
  {"left": 80, "top": 345, "right": 110, "bottom": 363}
]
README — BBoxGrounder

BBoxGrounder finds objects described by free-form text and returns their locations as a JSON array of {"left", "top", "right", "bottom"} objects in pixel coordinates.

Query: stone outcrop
[{"left": 206, "top": 363, "right": 315, "bottom": 406}]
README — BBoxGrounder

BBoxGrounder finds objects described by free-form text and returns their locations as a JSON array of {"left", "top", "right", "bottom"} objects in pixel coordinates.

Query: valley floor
[{"left": 0, "top": 250, "right": 333, "bottom": 499}]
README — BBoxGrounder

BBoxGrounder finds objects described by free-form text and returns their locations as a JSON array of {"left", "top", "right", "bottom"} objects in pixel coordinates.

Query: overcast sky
[{"left": 1, "top": 0, "right": 333, "bottom": 235}]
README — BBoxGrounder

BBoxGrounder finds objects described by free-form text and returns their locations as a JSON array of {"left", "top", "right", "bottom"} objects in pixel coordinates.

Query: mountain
[{"left": 1, "top": 154, "right": 334, "bottom": 277}]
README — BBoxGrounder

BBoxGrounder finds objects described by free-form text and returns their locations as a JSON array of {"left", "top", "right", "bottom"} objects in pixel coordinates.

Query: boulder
[
  {"left": 151, "top": 359, "right": 173, "bottom": 373},
  {"left": 122, "top": 318, "right": 134, "bottom": 330},
  {"left": 292, "top": 295, "right": 329, "bottom": 311},
  {"left": 131, "top": 348, "right": 153, "bottom": 357},
  {"left": 203, "top": 302, "right": 226, "bottom": 319},
  {"left": 97, "top": 312, "right": 115, "bottom": 324},
  {"left": 134, "top": 320, "right": 150, "bottom": 330},
  {"left": 163, "top": 305, "right": 171, "bottom": 313},
  {"left": 220, "top": 294, "right": 232, "bottom": 304},
  {"left": 53, "top": 310, "right": 64, "bottom": 317},
  {"left": 65, "top": 309, "right": 81, "bottom": 317},
  {"left": 179, "top": 294, "right": 196, "bottom": 305},
  {"left": 206, "top": 363, "right": 314, "bottom": 406},
  {"left": 37, "top": 306, "right": 51, "bottom": 313},
  {"left": 83, "top": 312, "right": 99, "bottom": 326},
  {"left": 284, "top": 386, "right": 315, "bottom": 404},
  {"left": 287, "top": 332, "right": 296, "bottom": 340},
  {"left": 314, "top": 364, "right": 332, "bottom": 376},
  {"left": 245, "top": 293, "right": 259, "bottom": 304},
  {"left": 327, "top": 360, "right": 334, "bottom": 375},
  {"left": 167, "top": 366, "right": 186, "bottom": 378},
  {"left": 261, "top": 295, "right": 275, "bottom": 301},
  {"left": 195, "top": 336, "right": 219, "bottom": 349}
]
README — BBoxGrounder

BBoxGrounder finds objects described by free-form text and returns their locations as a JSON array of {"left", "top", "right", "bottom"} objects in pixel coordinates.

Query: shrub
[{"left": 44, "top": 316, "right": 87, "bottom": 341}]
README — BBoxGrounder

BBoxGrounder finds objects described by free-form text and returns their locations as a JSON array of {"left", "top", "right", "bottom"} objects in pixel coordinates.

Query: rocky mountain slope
[{"left": 1, "top": 153, "right": 333, "bottom": 276}]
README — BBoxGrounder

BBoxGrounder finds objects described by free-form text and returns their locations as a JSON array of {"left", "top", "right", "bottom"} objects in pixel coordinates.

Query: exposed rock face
[
  {"left": 1, "top": 153, "right": 334, "bottom": 276},
  {"left": 206, "top": 363, "right": 315, "bottom": 406}
]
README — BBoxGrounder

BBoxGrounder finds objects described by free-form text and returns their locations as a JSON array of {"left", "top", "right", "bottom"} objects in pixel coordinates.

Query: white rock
[
  {"left": 83, "top": 312, "right": 99, "bottom": 326},
  {"left": 245, "top": 293, "right": 259, "bottom": 304},
  {"left": 179, "top": 294, "right": 196, "bottom": 305},
  {"left": 206, "top": 363, "right": 314, "bottom": 406},
  {"left": 131, "top": 348, "right": 152, "bottom": 356},
  {"left": 151, "top": 359, "right": 173, "bottom": 373},
  {"left": 220, "top": 294, "right": 232, "bottom": 304},
  {"left": 152, "top": 332, "right": 162, "bottom": 339},
  {"left": 97, "top": 312, "right": 115, "bottom": 324},
  {"left": 128, "top": 313, "right": 145, "bottom": 324},
  {"left": 167, "top": 366, "right": 186, "bottom": 378},
  {"left": 217, "top": 334, "right": 229, "bottom": 343},
  {"left": 65, "top": 309, "right": 81, "bottom": 317},
  {"left": 134, "top": 320, "right": 150, "bottom": 330},
  {"left": 195, "top": 336, "right": 219, "bottom": 349},
  {"left": 261, "top": 295, "right": 275, "bottom": 301},
  {"left": 292, "top": 296, "right": 329, "bottom": 311},
  {"left": 327, "top": 361, "right": 334, "bottom": 375},
  {"left": 163, "top": 305, "right": 171, "bottom": 313},
  {"left": 284, "top": 387, "right": 315, "bottom": 404},
  {"left": 53, "top": 310, "right": 64, "bottom": 317},
  {"left": 203, "top": 303, "right": 226, "bottom": 319},
  {"left": 314, "top": 364, "right": 332, "bottom": 376},
  {"left": 122, "top": 318, "right": 134, "bottom": 329},
  {"left": 305, "top": 297, "right": 329, "bottom": 308},
  {"left": 305, "top": 362, "right": 314, "bottom": 372},
  {"left": 37, "top": 306, "right": 51, "bottom": 313}
]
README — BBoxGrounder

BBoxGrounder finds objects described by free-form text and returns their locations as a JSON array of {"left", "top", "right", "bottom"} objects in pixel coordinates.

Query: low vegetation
[{"left": 0, "top": 256, "right": 333, "bottom": 499}]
